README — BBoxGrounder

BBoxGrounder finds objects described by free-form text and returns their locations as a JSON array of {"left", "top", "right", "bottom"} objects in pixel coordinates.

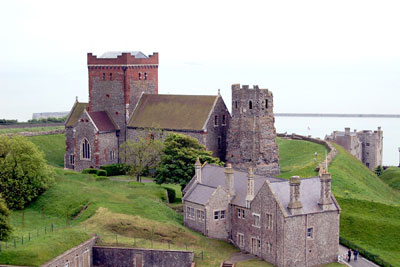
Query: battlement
[
  {"left": 231, "top": 84, "right": 270, "bottom": 94},
  {"left": 87, "top": 52, "right": 159, "bottom": 66}
]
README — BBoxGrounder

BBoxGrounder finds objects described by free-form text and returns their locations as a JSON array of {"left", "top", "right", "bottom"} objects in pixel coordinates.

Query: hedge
[
  {"left": 163, "top": 187, "right": 176, "bottom": 203},
  {"left": 100, "top": 164, "right": 127, "bottom": 176},
  {"left": 82, "top": 168, "right": 108, "bottom": 177}
]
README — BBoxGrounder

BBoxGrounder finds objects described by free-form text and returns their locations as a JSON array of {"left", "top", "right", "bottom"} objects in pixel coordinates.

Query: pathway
[
  {"left": 339, "top": 245, "right": 380, "bottom": 267},
  {"left": 109, "top": 178, "right": 154, "bottom": 183},
  {"left": 223, "top": 251, "right": 258, "bottom": 265}
]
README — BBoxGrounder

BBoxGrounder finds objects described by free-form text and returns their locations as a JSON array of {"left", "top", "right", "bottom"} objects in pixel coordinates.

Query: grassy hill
[
  {"left": 379, "top": 167, "right": 400, "bottom": 190},
  {"left": 1, "top": 134, "right": 399, "bottom": 266}
]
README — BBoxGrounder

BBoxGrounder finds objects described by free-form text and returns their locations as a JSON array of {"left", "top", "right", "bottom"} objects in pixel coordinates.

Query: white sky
[{"left": 1, "top": 0, "right": 400, "bottom": 121}]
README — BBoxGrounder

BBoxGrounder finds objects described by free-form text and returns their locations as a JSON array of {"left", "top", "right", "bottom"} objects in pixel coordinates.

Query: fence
[{"left": 339, "top": 237, "right": 393, "bottom": 267}]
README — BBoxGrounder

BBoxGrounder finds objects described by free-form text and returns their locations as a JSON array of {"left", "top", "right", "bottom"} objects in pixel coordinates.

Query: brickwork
[
  {"left": 41, "top": 236, "right": 96, "bottom": 267},
  {"left": 227, "top": 84, "right": 280, "bottom": 176},
  {"left": 183, "top": 201, "right": 206, "bottom": 234},
  {"left": 204, "top": 186, "right": 230, "bottom": 239},
  {"left": 92, "top": 246, "right": 194, "bottom": 267}
]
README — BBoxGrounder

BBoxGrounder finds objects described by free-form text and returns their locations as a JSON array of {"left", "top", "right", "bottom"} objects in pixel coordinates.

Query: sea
[{"left": 275, "top": 116, "right": 399, "bottom": 166}]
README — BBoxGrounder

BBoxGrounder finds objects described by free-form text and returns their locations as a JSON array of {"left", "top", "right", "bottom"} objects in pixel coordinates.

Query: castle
[
  {"left": 326, "top": 127, "right": 383, "bottom": 170},
  {"left": 64, "top": 51, "right": 280, "bottom": 176}
]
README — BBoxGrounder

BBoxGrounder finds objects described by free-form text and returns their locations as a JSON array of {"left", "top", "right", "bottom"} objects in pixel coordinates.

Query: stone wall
[
  {"left": 3, "top": 129, "right": 65, "bottom": 137},
  {"left": 204, "top": 187, "right": 230, "bottom": 239},
  {"left": 227, "top": 84, "right": 280, "bottom": 176},
  {"left": 183, "top": 201, "right": 206, "bottom": 235},
  {"left": 0, "top": 123, "right": 64, "bottom": 129},
  {"left": 41, "top": 236, "right": 97, "bottom": 267},
  {"left": 92, "top": 246, "right": 194, "bottom": 267}
]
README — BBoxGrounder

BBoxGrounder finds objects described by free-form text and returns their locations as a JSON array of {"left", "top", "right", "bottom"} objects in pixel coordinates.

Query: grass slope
[
  {"left": 277, "top": 137, "right": 327, "bottom": 179},
  {"left": 28, "top": 134, "right": 65, "bottom": 167},
  {"left": 0, "top": 126, "right": 64, "bottom": 134},
  {"left": 2, "top": 134, "right": 399, "bottom": 266},
  {"left": 379, "top": 167, "right": 400, "bottom": 190}
]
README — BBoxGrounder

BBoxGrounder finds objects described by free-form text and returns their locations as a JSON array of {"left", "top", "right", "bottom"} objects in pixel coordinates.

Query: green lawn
[
  {"left": 379, "top": 167, "right": 400, "bottom": 190},
  {"left": 0, "top": 126, "right": 64, "bottom": 134},
  {"left": 1, "top": 134, "right": 399, "bottom": 266},
  {"left": 277, "top": 137, "right": 327, "bottom": 179}
]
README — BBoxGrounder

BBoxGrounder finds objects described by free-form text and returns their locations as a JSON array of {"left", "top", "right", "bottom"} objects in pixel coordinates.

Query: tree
[
  {"left": 0, "top": 195, "right": 12, "bottom": 241},
  {"left": 155, "top": 133, "right": 223, "bottom": 188},
  {"left": 374, "top": 165, "right": 383, "bottom": 176},
  {"left": 120, "top": 134, "right": 164, "bottom": 181},
  {"left": 0, "top": 135, "right": 54, "bottom": 209}
]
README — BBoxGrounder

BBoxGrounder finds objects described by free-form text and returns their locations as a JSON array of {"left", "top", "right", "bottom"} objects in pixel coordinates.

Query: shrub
[
  {"left": 95, "top": 176, "right": 109, "bottom": 182},
  {"left": 100, "top": 164, "right": 127, "bottom": 176},
  {"left": 163, "top": 186, "right": 176, "bottom": 203},
  {"left": 82, "top": 168, "right": 98, "bottom": 175},
  {"left": 96, "top": 169, "right": 107, "bottom": 177}
]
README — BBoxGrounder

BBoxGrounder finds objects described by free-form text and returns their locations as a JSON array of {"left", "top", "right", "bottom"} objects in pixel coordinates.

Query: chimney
[
  {"left": 345, "top": 127, "right": 350, "bottom": 136},
  {"left": 287, "top": 176, "right": 303, "bottom": 215},
  {"left": 224, "top": 163, "right": 235, "bottom": 196},
  {"left": 319, "top": 173, "right": 333, "bottom": 210},
  {"left": 195, "top": 157, "right": 202, "bottom": 183},
  {"left": 245, "top": 168, "right": 255, "bottom": 206}
]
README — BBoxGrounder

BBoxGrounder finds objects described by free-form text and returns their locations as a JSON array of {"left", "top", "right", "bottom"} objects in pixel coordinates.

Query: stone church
[{"left": 64, "top": 51, "right": 280, "bottom": 176}]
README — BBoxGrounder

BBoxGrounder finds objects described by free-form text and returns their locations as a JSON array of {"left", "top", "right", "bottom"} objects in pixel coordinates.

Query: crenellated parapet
[{"left": 87, "top": 52, "right": 159, "bottom": 66}]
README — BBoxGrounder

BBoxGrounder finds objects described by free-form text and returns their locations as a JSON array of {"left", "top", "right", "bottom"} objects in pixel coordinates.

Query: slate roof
[
  {"left": 99, "top": 51, "right": 148, "bottom": 59},
  {"left": 128, "top": 94, "right": 218, "bottom": 131},
  {"left": 270, "top": 178, "right": 339, "bottom": 216},
  {"left": 184, "top": 184, "right": 217, "bottom": 205},
  {"left": 88, "top": 111, "right": 118, "bottom": 132},
  {"left": 65, "top": 102, "right": 88, "bottom": 127},
  {"left": 183, "top": 164, "right": 283, "bottom": 207}
]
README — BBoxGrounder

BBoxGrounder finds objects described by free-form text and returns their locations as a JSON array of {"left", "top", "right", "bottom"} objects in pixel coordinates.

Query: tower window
[
  {"left": 222, "top": 115, "right": 226, "bottom": 125},
  {"left": 144, "top": 72, "right": 148, "bottom": 80},
  {"left": 218, "top": 136, "right": 221, "bottom": 149},
  {"left": 265, "top": 99, "right": 268, "bottom": 109},
  {"left": 102, "top": 73, "right": 106, "bottom": 80},
  {"left": 109, "top": 73, "right": 112, "bottom": 80},
  {"left": 138, "top": 73, "right": 142, "bottom": 80},
  {"left": 214, "top": 115, "right": 218, "bottom": 126},
  {"left": 235, "top": 101, "right": 238, "bottom": 109},
  {"left": 81, "top": 139, "right": 90, "bottom": 160},
  {"left": 249, "top": 100, "right": 253, "bottom": 110}
]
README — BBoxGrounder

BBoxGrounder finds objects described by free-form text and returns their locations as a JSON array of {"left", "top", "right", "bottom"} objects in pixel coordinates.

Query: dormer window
[{"left": 249, "top": 100, "right": 253, "bottom": 110}]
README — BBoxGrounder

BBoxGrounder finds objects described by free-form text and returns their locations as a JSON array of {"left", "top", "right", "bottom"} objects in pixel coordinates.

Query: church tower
[
  {"left": 227, "top": 84, "right": 280, "bottom": 176},
  {"left": 87, "top": 51, "right": 158, "bottom": 141}
]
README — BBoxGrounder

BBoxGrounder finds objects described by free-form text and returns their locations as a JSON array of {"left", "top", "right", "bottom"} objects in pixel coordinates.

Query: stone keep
[{"left": 227, "top": 84, "right": 280, "bottom": 176}]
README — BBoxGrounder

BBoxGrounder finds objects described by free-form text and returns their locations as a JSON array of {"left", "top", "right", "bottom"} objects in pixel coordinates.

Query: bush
[
  {"left": 163, "top": 186, "right": 176, "bottom": 203},
  {"left": 96, "top": 169, "right": 107, "bottom": 177},
  {"left": 82, "top": 168, "right": 98, "bottom": 175},
  {"left": 0, "top": 135, "right": 54, "bottom": 209},
  {"left": 100, "top": 164, "right": 127, "bottom": 176}
]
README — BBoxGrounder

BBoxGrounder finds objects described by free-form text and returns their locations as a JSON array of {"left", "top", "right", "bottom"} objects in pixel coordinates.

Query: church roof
[
  {"left": 99, "top": 51, "right": 148, "bottom": 59},
  {"left": 88, "top": 111, "right": 118, "bottom": 132},
  {"left": 65, "top": 102, "right": 88, "bottom": 127},
  {"left": 128, "top": 94, "right": 219, "bottom": 131}
]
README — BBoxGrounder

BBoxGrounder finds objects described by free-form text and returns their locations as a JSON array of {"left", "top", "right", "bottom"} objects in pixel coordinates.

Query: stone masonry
[{"left": 227, "top": 84, "right": 280, "bottom": 176}]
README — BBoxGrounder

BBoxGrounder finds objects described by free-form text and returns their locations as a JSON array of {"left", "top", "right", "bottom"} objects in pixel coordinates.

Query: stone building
[
  {"left": 65, "top": 51, "right": 280, "bottom": 173},
  {"left": 65, "top": 51, "right": 231, "bottom": 171},
  {"left": 326, "top": 127, "right": 383, "bottom": 170},
  {"left": 182, "top": 161, "right": 341, "bottom": 266},
  {"left": 227, "top": 84, "right": 280, "bottom": 176}
]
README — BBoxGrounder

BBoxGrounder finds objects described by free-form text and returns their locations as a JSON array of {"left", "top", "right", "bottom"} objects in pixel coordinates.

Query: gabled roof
[
  {"left": 88, "top": 111, "right": 118, "bottom": 132},
  {"left": 99, "top": 51, "right": 148, "bottom": 59},
  {"left": 128, "top": 94, "right": 219, "bottom": 131},
  {"left": 65, "top": 102, "right": 88, "bottom": 127},
  {"left": 183, "top": 164, "right": 283, "bottom": 207},
  {"left": 269, "top": 178, "right": 340, "bottom": 216},
  {"left": 184, "top": 184, "right": 217, "bottom": 205}
]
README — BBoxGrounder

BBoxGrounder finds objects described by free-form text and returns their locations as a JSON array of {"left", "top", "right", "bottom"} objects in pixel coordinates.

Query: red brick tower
[{"left": 87, "top": 51, "right": 159, "bottom": 141}]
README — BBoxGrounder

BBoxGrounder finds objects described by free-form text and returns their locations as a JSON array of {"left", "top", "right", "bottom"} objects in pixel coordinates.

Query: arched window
[
  {"left": 249, "top": 100, "right": 253, "bottom": 110},
  {"left": 81, "top": 139, "right": 90, "bottom": 159},
  {"left": 138, "top": 73, "right": 142, "bottom": 80},
  {"left": 144, "top": 72, "right": 148, "bottom": 80},
  {"left": 102, "top": 73, "right": 106, "bottom": 80}
]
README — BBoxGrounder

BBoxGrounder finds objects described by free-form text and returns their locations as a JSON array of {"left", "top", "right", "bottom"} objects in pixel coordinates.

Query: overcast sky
[{"left": 1, "top": 0, "right": 400, "bottom": 121}]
